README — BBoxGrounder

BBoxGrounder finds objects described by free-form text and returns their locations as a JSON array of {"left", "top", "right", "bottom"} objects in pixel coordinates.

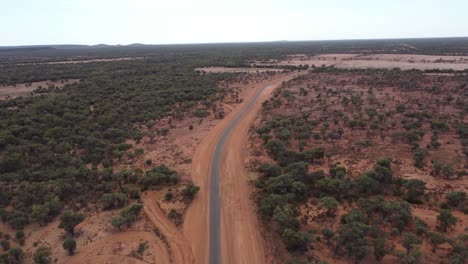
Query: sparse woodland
[
  {"left": 251, "top": 67, "right": 467, "bottom": 263},
  {"left": 0, "top": 40, "right": 467, "bottom": 263}
]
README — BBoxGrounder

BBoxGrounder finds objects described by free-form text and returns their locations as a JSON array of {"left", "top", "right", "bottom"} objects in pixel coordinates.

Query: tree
[
  {"left": 350, "top": 238, "right": 370, "bottom": 264},
  {"left": 30, "top": 204, "right": 50, "bottom": 225},
  {"left": 335, "top": 215, "right": 371, "bottom": 262},
  {"left": 403, "top": 179, "right": 426, "bottom": 204},
  {"left": 59, "top": 211, "right": 85, "bottom": 236},
  {"left": 402, "top": 232, "right": 422, "bottom": 254},
  {"left": 427, "top": 232, "right": 446, "bottom": 252},
  {"left": 437, "top": 209, "right": 457, "bottom": 232},
  {"left": 63, "top": 238, "right": 77, "bottom": 255},
  {"left": 320, "top": 196, "right": 339, "bottom": 217},
  {"left": 33, "top": 246, "right": 51, "bottom": 264},
  {"left": 373, "top": 237, "right": 388, "bottom": 261},
  {"left": 282, "top": 228, "right": 310, "bottom": 252},
  {"left": 111, "top": 216, "right": 126, "bottom": 231}
]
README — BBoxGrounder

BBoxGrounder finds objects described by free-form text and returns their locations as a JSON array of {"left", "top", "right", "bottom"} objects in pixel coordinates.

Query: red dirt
[
  {"left": 68, "top": 231, "right": 171, "bottom": 264},
  {"left": 247, "top": 69, "right": 468, "bottom": 263},
  {"left": 141, "top": 191, "right": 195, "bottom": 264},
  {"left": 184, "top": 72, "right": 302, "bottom": 264},
  {"left": 256, "top": 53, "right": 468, "bottom": 70}
]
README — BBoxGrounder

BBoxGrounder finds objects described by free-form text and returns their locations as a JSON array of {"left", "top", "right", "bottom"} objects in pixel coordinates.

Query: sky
[{"left": 1, "top": 0, "right": 468, "bottom": 46}]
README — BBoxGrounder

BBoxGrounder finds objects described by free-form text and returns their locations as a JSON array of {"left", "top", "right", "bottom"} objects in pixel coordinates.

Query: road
[
  {"left": 183, "top": 73, "right": 299, "bottom": 264},
  {"left": 209, "top": 80, "right": 273, "bottom": 264}
]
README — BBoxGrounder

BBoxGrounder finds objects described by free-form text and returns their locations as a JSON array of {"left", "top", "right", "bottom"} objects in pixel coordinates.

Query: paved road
[{"left": 209, "top": 83, "right": 271, "bottom": 264}]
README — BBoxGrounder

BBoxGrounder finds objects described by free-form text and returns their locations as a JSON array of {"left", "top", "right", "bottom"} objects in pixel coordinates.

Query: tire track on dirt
[
  {"left": 218, "top": 75, "right": 299, "bottom": 264},
  {"left": 67, "top": 231, "right": 171, "bottom": 264},
  {"left": 142, "top": 192, "right": 195, "bottom": 264},
  {"left": 183, "top": 72, "right": 300, "bottom": 264}
]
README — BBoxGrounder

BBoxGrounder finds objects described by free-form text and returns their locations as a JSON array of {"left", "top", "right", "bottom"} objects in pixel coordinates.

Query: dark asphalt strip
[{"left": 209, "top": 82, "right": 272, "bottom": 264}]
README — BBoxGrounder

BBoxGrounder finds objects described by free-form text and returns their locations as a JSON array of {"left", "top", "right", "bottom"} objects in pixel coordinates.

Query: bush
[
  {"left": 446, "top": 191, "right": 466, "bottom": 207},
  {"left": 413, "top": 148, "right": 428, "bottom": 168},
  {"left": 14, "top": 230, "right": 24, "bottom": 239},
  {"left": 259, "top": 163, "right": 282, "bottom": 178},
  {"left": 273, "top": 206, "right": 299, "bottom": 231},
  {"left": 181, "top": 184, "right": 200, "bottom": 202},
  {"left": 402, "top": 232, "right": 422, "bottom": 254},
  {"left": 7, "top": 247, "right": 23, "bottom": 263},
  {"left": 165, "top": 192, "right": 174, "bottom": 201},
  {"left": 59, "top": 211, "right": 85, "bottom": 236},
  {"left": 258, "top": 194, "right": 288, "bottom": 216},
  {"left": 111, "top": 216, "right": 127, "bottom": 231},
  {"left": 120, "top": 203, "right": 143, "bottom": 226},
  {"left": 63, "top": 238, "right": 77, "bottom": 255},
  {"left": 437, "top": 209, "right": 457, "bottom": 232},
  {"left": 329, "top": 166, "right": 346, "bottom": 179},
  {"left": 15, "top": 230, "right": 25, "bottom": 246},
  {"left": 101, "top": 193, "right": 127, "bottom": 210},
  {"left": 138, "top": 165, "right": 180, "bottom": 187},
  {"left": 321, "top": 228, "right": 335, "bottom": 244},
  {"left": 373, "top": 237, "right": 388, "bottom": 261},
  {"left": 265, "top": 140, "right": 286, "bottom": 157},
  {"left": 33, "top": 246, "right": 51, "bottom": 264},
  {"left": 320, "top": 196, "right": 339, "bottom": 217},
  {"left": 1, "top": 240, "right": 10, "bottom": 251},
  {"left": 414, "top": 217, "right": 428, "bottom": 235},
  {"left": 427, "top": 232, "right": 446, "bottom": 252},
  {"left": 403, "top": 179, "right": 426, "bottom": 204}
]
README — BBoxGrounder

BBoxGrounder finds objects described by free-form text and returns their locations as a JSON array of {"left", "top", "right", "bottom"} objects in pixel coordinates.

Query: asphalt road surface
[{"left": 209, "top": 83, "right": 271, "bottom": 264}]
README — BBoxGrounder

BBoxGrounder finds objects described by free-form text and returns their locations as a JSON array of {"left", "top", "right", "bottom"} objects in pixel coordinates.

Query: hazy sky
[{"left": 2, "top": 0, "right": 467, "bottom": 46}]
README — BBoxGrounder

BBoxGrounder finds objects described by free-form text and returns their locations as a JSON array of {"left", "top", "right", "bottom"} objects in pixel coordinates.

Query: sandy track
[
  {"left": 183, "top": 72, "right": 300, "bottom": 264},
  {"left": 67, "top": 231, "right": 170, "bottom": 264},
  {"left": 141, "top": 192, "right": 195, "bottom": 264}
]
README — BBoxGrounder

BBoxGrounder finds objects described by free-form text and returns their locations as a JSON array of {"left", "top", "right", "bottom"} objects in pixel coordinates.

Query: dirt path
[
  {"left": 183, "top": 72, "right": 300, "bottom": 264},
  {"left": 141, "top": 192, "right": 195, "bottom": 264},
  {"left": 219, "top": 75, "right": 300, "bottom": 264},
  {"left": 67, "top": 231, "right": 171, "bottom": 264}
]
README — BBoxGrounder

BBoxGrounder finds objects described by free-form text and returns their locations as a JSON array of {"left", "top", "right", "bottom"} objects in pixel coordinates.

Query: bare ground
[
  {"left": 18, "top": 57, "right": 145, "bottom": 65},
  {"left": 195, "top": 67, "right": 286, "bottom": 74},
  {"left": 0, "top": 79, "right": 79, "bottom": 100},
  {"left": 256, "top": 53, "right": 468, "bottom": 70}
]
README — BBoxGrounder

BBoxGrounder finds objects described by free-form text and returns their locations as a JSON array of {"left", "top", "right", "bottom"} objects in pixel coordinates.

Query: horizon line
[{"left": 2, "top": 35, "right": 468, "bottom": 48}]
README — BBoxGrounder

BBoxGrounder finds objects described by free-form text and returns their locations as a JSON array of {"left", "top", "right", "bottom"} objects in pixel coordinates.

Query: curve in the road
[{"left": 209, "top": 82, "right": 272, "bottom": 264}]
